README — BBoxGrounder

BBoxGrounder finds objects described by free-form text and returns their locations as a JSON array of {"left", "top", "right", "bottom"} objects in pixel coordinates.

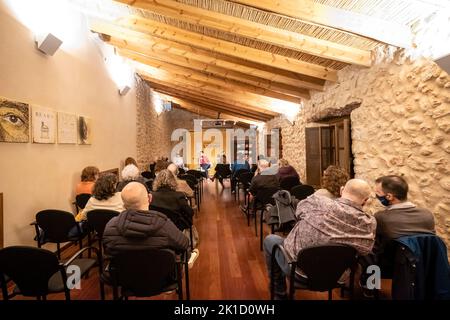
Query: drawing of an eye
[{"left": 3, "top": 113, "right": 25, "bottom": 126}]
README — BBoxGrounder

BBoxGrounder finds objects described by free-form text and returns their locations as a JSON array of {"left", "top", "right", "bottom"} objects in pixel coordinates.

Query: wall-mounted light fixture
[
  {"left": 35, "top": 33, "right": 63, "bottom": 56},
  {"left": 118, "top": 85, "right": 131, "bottom": 96}
]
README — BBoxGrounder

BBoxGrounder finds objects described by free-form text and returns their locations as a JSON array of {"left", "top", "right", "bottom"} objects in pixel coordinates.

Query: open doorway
[{"left": 305, "top": 117, "right": 354, "bottom": 187}]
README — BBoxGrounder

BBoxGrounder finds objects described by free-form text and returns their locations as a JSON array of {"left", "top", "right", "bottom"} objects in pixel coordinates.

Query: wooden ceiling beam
[
  {"left": 115, "top": 0, "right": 372, "bottom": 66},
  {"left": 167, "top": 98, "right": 261, "bottom": 125},
  {"left": 148, "top": 82, "right": 278, "bottom": 118},
  {"left": 89, "top": 18, "right": 337, "bottom": 81},
  {"left": 139, "top": 75, "right": 280, "bottom": 116},
  {"left": 231, "top": 0, "right": 412, "bottom": 47},
  {"left": 121, "top": 50, "right": 308, "bottom": 102},
  {"left": 104, "top": 34, "right": 324, "bottom": 91},
  {"left": 159, "top": 92, "right": 270, "bottom": 122},
  {"left": 119, "top": 48, "right": 312, "bottom": 97},
  {"left": 138, "top": 72, "right": 293, "bottom": 114},
  {"left": 149, "top": 86, "right": 273, "bottom": 122}
]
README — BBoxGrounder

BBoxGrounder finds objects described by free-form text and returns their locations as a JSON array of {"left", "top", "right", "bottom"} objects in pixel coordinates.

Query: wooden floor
[{"left": 6, "top": 180, "right": 391, "bottom": 300}]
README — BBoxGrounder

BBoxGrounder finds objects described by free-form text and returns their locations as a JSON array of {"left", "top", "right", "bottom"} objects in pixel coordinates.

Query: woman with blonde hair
[
  {"left": 315, "top": 165, "right": 349, "bottom": 199},
  {"left": 150, "top": 169, "right": 194, "bottom": 231}
]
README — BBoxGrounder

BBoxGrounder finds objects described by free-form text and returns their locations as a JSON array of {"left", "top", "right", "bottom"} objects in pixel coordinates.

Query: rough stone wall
[
  {"left": 136, "top": 78, "right": 201, "bottom": 171},
  {"left": 266, "top": 55, "right": 450, "bottom": 247}
]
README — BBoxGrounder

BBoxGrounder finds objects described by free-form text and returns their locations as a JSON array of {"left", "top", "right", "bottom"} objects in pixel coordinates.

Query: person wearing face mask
[
  {"left": 358, "top": 175, "right": 435, "bottom": 296},
  {"left": 373, "top": 175, "right": 435, "bottom": 253}
]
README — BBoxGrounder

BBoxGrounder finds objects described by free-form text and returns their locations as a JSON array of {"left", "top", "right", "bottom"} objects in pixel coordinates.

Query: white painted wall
[{"left": 0, "top": 1, "right": 137, "bottom": 246}]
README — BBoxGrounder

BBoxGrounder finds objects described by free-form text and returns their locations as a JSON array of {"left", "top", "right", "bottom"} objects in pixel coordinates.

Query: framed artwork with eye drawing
[{"left": 0, "top": 97, "right": 30, "bottom": 143}]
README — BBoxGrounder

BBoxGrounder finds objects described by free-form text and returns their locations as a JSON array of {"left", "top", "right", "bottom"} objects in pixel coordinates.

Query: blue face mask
[{"left": 376, "top": 194, "right": 390, "bottom": 206}]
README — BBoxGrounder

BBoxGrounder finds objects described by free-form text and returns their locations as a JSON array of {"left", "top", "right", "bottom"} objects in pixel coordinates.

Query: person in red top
[
  {"left": 75, "top": 166, "right": 99, "bottom": 195},
  {"left": 199, "top": 150, "right": 211, "bottom": 178}
]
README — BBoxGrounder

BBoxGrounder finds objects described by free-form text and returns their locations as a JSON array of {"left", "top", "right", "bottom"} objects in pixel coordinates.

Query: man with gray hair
[{"left": 263, "top": 179, "right": 376, "bottom": 299}]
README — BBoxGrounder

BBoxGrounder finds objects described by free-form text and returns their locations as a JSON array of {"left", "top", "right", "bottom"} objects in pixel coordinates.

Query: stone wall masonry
[
  {"left": 136, "top": 78, "right": 201, "bottom": 171},
  {"left": 265, "top": 55, "right": 450, "bottom": 248}
]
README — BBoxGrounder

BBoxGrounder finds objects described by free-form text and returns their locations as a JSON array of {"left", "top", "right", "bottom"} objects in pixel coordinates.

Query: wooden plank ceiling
[{"left": 71, "top": 0, "right": 425, "bottom": 123}]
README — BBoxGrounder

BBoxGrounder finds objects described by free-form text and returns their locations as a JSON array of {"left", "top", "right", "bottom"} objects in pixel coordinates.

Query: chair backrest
[
  {"left": 109, "top": 249, "right": 177, "bottom": 297},
  {"left": 296, "top": 244, "right": 358, "bottom": 292},
  {"left": 215, "top": 164, "right": 231, "bottom": 176},
  {"left": 255, "top": 187, "right": 279, "bottom": 206},
  {"left": 145, "top": 179, "right": 153, "bottom": 191},
  {"left": 234, "top": 168, "right": 250, "bottom": 179},
  {"left": 238, "top": 171, "right": 254, "bottom": 187},
  {"left": 36, "top": 210, "right": 78, "bottom": 242},
  {"left": 179, "top": 174, "right": 197, "bottom": 190},
  {"left": 141, "top": 171, "right": 154, "bottom": 179},
  {"left": 186, "top": 170, "right": 202, "bottom": 180},
  {"left": 86, "top": 209, "right": 119, "bottom": 238},
  {"left": 290, "top": 185, "right": 315, "bottom": 201},
  {"left": 392, "top": 234, "right": 450, "bottom": 300},
  {"left": 75, "top": 193, "right": 91, "bottom": 210},
  {"left": 279, "top": 176, "right": 301, "bottom": 191},
  {"left": 0, "top": 246, "right": 60, "bottom": 297}
]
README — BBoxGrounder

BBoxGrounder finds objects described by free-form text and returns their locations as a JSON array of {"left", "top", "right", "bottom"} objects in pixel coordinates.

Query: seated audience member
[
  {"left": 149, "top": 156, "right": 158, "bottom": 173},
  {"left": 102, "top": 182, "right": 190, "bottom": 257},
  {"left": 124, "top": 157, "right": 138, "bottom": 167},
  {"left": 373, "top": 175, "right": 435, "bottom": 251},
  {"left": 264, "top": 179, "right": 375, "bottom": 299},
  {"left": 173, "top": 153, "right": 185, "bottom": 170},
  {"left": 150, "top": 170, "right": 194, "bottom": 231},
  {"left": 75, "top": 166, "right": 99, "bottom": 195},
  {"left": 358, "top": 175, "right": 436, "bottom": 293},
  {"left": 75, "top": 173, "right": 124, "bottom": 222},
  {"left": 260, "top": 157, "right": 279, "bottom": 176},
  {"left": 116, "top": 164, "right": 146, "bottom": 192},
  {"left": 276, "top": 159, "right": 300, "bottom": 181},
  {"left": 212, "top": 155, "right": 231, "bottom": 187},
  {"left": 230, "top": 154, "right": 250, "bottom": 193},
  {"left": 167, "top": 163, "right": 194, "bottom": 198},
  {"left": 314, "top": 165, "right": 349, "bottom": 199},
  {"left": 154, "top": 159, "right": 170, "bottom": 176},
  {"left": 248, "top": 159, "right": 279, "bottom": 195},
  {"left": 199, "top": 150, "right": 211, "bottom": 178}
]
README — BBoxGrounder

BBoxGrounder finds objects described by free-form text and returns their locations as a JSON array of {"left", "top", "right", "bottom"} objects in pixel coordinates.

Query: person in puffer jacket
[{"left": 103, "top": 182, "right": 190, "bottom": 257}]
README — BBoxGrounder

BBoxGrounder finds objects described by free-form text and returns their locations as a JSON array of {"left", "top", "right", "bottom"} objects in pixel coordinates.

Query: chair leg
[
  {"left": 184, "top": 260, "right": 190, "bottom": 300},
  {"left": 57, "top": 243, "right": 61, "bottom": 260},
  {"left": 328, "top": 289, "right": 332, "bottom": 300},
  {"left": 100, "top": 280, "right": 105, "bottom": 300},
  {"left": 260, "top": 210, "right": 264, "bottom": 251},
  {"left": 254, "top": 207, "right": 257, "bottom": 236}
]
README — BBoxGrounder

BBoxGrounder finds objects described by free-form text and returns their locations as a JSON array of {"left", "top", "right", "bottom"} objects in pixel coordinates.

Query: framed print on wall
[
  {"left": 32, "top": 105, "right": 56, "bottom": 144},
  {"left": 0, "top": 97, "right": 30, "bottom": 143},
  {"left": 57, "top": 112, "right": 77, "bottom": 144},
  {"left": 78, "top": 115, "right": 92, "bottom": 145}
]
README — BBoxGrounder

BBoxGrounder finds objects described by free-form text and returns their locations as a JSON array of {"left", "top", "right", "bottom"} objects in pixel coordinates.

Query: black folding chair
[
  {"left": 86, "top": 210, "right": 119, "bottom": 258},
  {"left": 271, "top": 244, "right": 358, "bottom": 300},
  {"left": 141, "top": 171, "right": 155, "bottom": 179},
  {"left": 186, "top": 170, "right": 204, "bottom": 202},
  {"left": 279, "top": 176, "right": 301, "bottom": 192},
  {"left": 100, "top": 249, "right": 190, "bottom": 300},
  {"left": 232, "top": 168, "right": 250, "bottom": 200},
  {"left": 253, "top": 187, "right": 279, "bottom": 250},
  {"left": 290, "top": 185, "right": 315, "bottom": 201},
  {"left": 0, "top": 246, "right": 101, "bottom": 300},
  {"left": 179, "top": 174, "right": 200, "bottom": 212},
  {"left": 74, "top": 193, "right": 91, "bottom": 214},
  {"left": 33, "top": 210, "right": 88, "bottom": 259}
]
